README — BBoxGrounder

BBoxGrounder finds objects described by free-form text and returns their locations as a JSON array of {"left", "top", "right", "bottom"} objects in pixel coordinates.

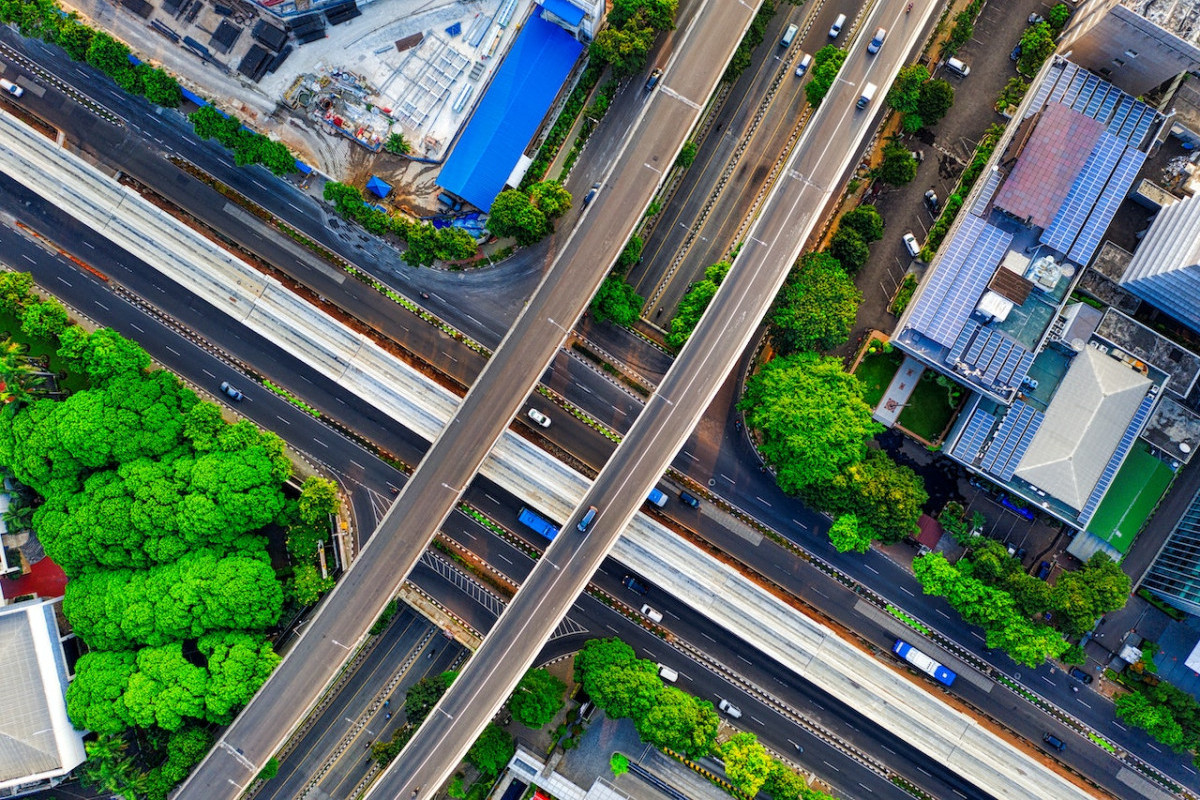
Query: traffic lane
[
  {"left": 258, "top": 609, "right": 436, "bottom": 800},
  {"left": 590, "top": 563, "right": 993, "bottom": 800}
]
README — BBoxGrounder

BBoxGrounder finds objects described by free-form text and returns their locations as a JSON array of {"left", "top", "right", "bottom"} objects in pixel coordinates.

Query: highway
[
  {"left": 1, "top": 6, "right": 1193, "bottom": 798},
  {"left": 376, "top": 0, "right": 964, "bottom": 796}
]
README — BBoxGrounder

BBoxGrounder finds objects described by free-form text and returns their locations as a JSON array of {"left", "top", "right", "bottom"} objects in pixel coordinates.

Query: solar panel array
[
  {"left": 951, "top": 407, "right": 997, "bottom": 464},
  {"left": 904, "top": 217, "right": 1013, "bottom": 350},
  {"left": 946, "top": 323, "right": 1036, "bottom": 394},
  {"left": 1039, "top": 60, "right": 1161, "bottom": 149},
  {"left": 981, "top": 401, "right": 1044, "bottom": 481},
  {"left": 1078, "top": 389, "right": 1158, "bottom": 523},
  {"left": 1041, "top": 131, "right": 1146, "bottom": 266},
  {"left": 971, "top": 167, "right": 1003, "bottom": 218}
]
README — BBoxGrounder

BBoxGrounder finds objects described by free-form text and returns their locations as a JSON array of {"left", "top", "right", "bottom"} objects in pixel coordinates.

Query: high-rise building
[
  {"left": 1060, "top": 0, "right": 1200, "bottom": 95},
  {"left": 1146, "top": 489, "right": 1200, "bottom": 616},
  {"left": 1120, "top": 192, "right": 1200, "bottom": 333}
]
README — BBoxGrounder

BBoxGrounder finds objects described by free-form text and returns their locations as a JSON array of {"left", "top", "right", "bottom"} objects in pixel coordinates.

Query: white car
[
  {"left": 902, "top": 232, "right": 922, "bottom": 258},
  {"left": 527, "top": 408, "right": 551, "bottom": 428}
]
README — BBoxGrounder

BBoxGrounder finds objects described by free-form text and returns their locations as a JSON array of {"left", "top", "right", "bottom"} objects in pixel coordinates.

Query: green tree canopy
[
  {"left": 879, "top": 142, "right": 918, "bottom": 186},
  {"left": 20, "top": 298, "right": 69, "bottom": 340},
  {"left": 609, "top": 0, "right": 677, "bottom": 30},
  {"left": 805, "top": 46, "right": 847, "bottom": 107},
  {"left": 1046, "top": 2, "right": 1071, "bottom": 31},
  {"left": 917, "top": 79, "right": 955, "bottom": 126},
  {"left": 635, "top": 687, "right": 719, "bottom": 758},
  {"left": 828, "top": 513, "right": 871, "bottom": 554},
  {"left": 667, "top": 262, "right": 729, "bottom": 350},
  {"left": 467, "top": 723, "right": 515, "bottom": 777},
  {"left": 839, "top": 205, "right": 885, "bottom": 242},
  {"left": 721, "top": 732, "right": 774, "bottom": 797},
  {"left": 404, "top": 670, "right": 457, "bottom": 727},
  {"left": 591, "top": 275, "right": 644, "bottom": 326},
  {"left": 802, "top": 449, "right": 926, "bottom": 543},
  {"left": 57, "top": 326, "right": 150, "bottom": 386},
  {"left": 138, "top": 64, "right": 182, "bottom": 107},
  {"left": 827, "top": 226, "right": 870, "bottom": 272},
  {"left": 0, "top": 271, "right": 33, "bottom": 316},
  {"left": 528, "top": 180, "right": 572, "bottom": 219},
  {"left": 574, "top": 638, "right": 639, "bottom": 691},
  {"left": 887, "top": 64, "right": 929, "bottom": 116},
  {"left": 741, "top": 353, "right": 879, "bottom": 494},
  {"left": 509, "top": 668, "right": 567, "bottom": 729},
  {"left": 487, "top": 189, "right": 548, "bottom": 245},
  {"left": 590, "top": 24, "right": 657, "bottom": 77},
  {"left": 384, "top": 132, "right": 411, "bottom": 155},
  {"left": 298, "top": 475, "right": 341, "bottom": 526},
  {"left": 1018, "top": 22, "right": 1057, "bottom": 76},
  {"left": 769, "top": 252, "right": 861, "bottom": 354}
]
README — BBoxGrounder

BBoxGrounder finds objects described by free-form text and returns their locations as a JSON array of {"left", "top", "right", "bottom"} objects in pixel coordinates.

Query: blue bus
[
  {"left": 892, "top": 639, "right": 957, "bottom": 687},
  {"left": 518, "top": 507, "right": 560, "bottom": 542}
]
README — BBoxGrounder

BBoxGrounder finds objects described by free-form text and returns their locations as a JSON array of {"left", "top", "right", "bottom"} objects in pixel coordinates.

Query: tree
[
  {"left": 802, "top": 450, "right": 926, "bottom": 543},
  {"left": 574, "top": 638, "right": 639, "bottom": 692},
  {"left": 67, "top": 650, "right": 138, "bottom": 734},
  {"left": 256, "top": 757, "right": 280, "bottom": 782},
  {"left": 1115, "top": 691, "right": 1185, "bottom": 748},
  {"left": 769, "top": 252, "right": 860, "bottom": 353},
  {"left": 676, "top": 140, "right": 698, "bottom": 169},
  {"left": 588, "top": 662, "right": 662, "bottom": 720},
  {"left": 86, "top": 31, "right": 139, "bottom": 92},
  {"left": 616, "top": 236, "right": 644, "bottom": 272},
  {"left": 528, "top": 180, "right": 572, "bottom": 219},
  {"left": 200, "top": 632, "right": 280, "bottom": 722},
  {"left": 508, "top": 668, "right": 567, "bottom": 729},
  {"left": 54, "top": 16, "right": 95, "bottom": 61},
  {"left": 917, "top": 79, "right": 954, "bottom": 126},
  {"left": 805, "top": 46, "right": 847, "bottom": 107},
  {"left": 0, "top": 271, "right": 33, "bottom": 315},
  {"left": 487, "top": 189, "right": 548, "bottom": 245},
  {"left": 404, "top": 671, "right": 457, "bottom": 727},
  {"left": 1018, "top": 22, "right": 1057, "bottom": 76},
  {"left": 610, "top": 752, "right": 630, "bottom": 776},
  {"left": 879, "top": 142, "right": 917, "bottom": 186},
  {"left": 762, "top": 762, "right": 810, "bottom": 800},
  {"left": 839, "top": 205, "right": 885, "bottom": 242},
  {"left": 1050, "top": 552, "right": 1131, "bottom": 636},
  {"left": 20, "top": 298, "right": 69, "bottom": 340},
  {"left": 434, "top": 227, "right": 479, "bottom": 261},
  {"left": 0, "top": 338, "right": 44, "bottom": 404},
  {"left": 467, "top": 723, "right": 515, "bottom": 777},
  {"left": 667, "top": 262, "right": 729, "bottom": 350},
  {"left": 139, "top": 64, "right": 182, "bottom": 108},
  {"left": 403, "top": 223, "right": 441, "bottom": 267},
  {"left": 287, "top": 562, "right": 334, "bottom": 605},
  {"left": 144, "top": 726, "right": 214, "bottom": 800},
  {"left": 590, "top": 24, "right": 657, "bottom": 77},
  {"left": 590, "top": 275, "right": 644, "bottom": 326},
  {"left": 887, "top": 64, "right": 929, "bottom": 116},
  {"left": 299, "top": 476, "right": 341, "bottom": 525},
  {"left": 56, "top": 326, "right": 151, "bottom": 385},
  {"left": 828, "top": 514, "right": 871, "bottom": 554},
  {"left": 635, "top": 687, "right": 719, "bottom": 759},
  {"left": 609, "top": 0, "right": 677, "bottom": 31},
  {"left": 740, "top": 353, "right": 879, "bottom": 494},
  {"left": 721, "top": 732, "right": 774, "bottom": 797},
  {"left": 384, "top": 132, "right": 411, "bottom": 155},
  {"left": 1046, "top": 2, "right": 1071, "bottom": 32},
  {"left": 827, "top": 226, "right": 870, "bottom": 272},
  {"left": 259, "top": 139, "right": 297, "bottom": 177},
  {"left": 80, "top": 733, "right": 146, "bottom": 799}
]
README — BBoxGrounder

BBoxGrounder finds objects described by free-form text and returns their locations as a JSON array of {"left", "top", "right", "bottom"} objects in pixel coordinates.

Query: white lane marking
[
  {"left": 165, "top": 346, "right": 180, "bottom": 356},
  {"left": 313, "top": 439, "right": 329, "bottom": 448}
]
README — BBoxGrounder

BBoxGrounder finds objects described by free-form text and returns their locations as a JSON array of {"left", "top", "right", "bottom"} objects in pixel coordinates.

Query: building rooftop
[
  {"left": 0, "top": 600, "right": 86, "bottom": 794},
  {"left": 1122, "top": 0, "right": 1200, "bottom": 47},
  {"left": 1096, "top": 307, "right": 1200, "bottom": 397},
  {"left": 1014, "top": 346, "right": 1153, "bottom": 510}
]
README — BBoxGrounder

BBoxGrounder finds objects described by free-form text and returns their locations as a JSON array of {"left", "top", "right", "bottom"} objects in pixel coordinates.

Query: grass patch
[
  {"left": 897, "top": 373, "right": 961, "bottom": 441},
  {"left": 0, "top": 308, "right": 86, "bottom": 394},
  {"left": 886, "top": 604, "right": 932, "bottom": 636},
  {"left": 854, "top": 348, "right": 904, "bottom": 408}
]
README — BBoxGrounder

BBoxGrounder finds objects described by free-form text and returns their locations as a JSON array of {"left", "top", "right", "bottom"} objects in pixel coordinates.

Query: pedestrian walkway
[{"left": 873, "top": 355, "right": 924, "bottom": 427}]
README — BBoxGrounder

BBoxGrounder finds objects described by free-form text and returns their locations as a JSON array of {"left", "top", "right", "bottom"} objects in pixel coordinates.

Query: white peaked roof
[
  {"left": 0, "top": 600, "right": 86, "bottom": 792},
  {"left": 1015, "top": 348, "right": 1151, "bottom": 509}
]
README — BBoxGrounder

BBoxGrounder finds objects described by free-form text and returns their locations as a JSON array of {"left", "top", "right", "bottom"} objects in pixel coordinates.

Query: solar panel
[
  {"left": 948, "top": 322, "right": 978, "bottom": 365},
  {"left": 1079, "top": 390, "right": 1157, "bottom": 522},
  {"left": 1062, "top": 71, "right": 1088, "bottom": 108},
  {"left": 1041, "top": 61, "right": 1075, "bottom": 109},
  {"left": 952, "top": 408, "right": 997, "bottom": 464},
  {"left": 1117, "top": 106, "right": 1143, "bottom": 142},
  {"left": 1069, "top": 147, "right": 1145, "bottom": 264},
  {"left": 971, "top": 168, "right": 1003, "bottom": 218},
  {"left": 1107, "top": 96, "right": 1134, "bottom": 138},
  {"left": 1042, "top": 133, "right": 1124, "bottom": 255},
  {"left": 1096, "top": 89, "right": 1119, "bottom": 127},
  {"left": 1084, "top": 80, "right": 1105, "bottom": 118},
  {"left": 1074, "top": 74, "right": 1100, "bottom": 115},
  {"left": 1132, "top": 110, "right": 1159, "bottom": 149},
  {"left": 999, "top": 407, "right": 1044, "bottom": 480},
  {"left": 905, "top": 216, "right": 997, "bottom": 347}
]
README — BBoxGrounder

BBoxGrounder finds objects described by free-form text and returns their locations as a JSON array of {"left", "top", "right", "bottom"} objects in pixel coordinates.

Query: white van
[
  {"left": 795, "top": 53, "right": 812, "bottom": 77},
  {"left": 0, "top": 78, "right": 23, "bottom": 98},
  {"left": 857, "top": 82, "right": 878, "bottom": 110},
  {"left": 829, "top": 13, "right": 846, "bottom": 38},
  {"left": 718, "top": 699, "right": 743, "bottom": 718},
  {"left": 781, "top": 24, "right": 798, "bottom": 48},
  {"left": 640, "top": 604, "right": 664, "bottom": 623},
  {"left": 657, "top": 664, "right": 679, "bottom": 683},
  {"left": 946, "top": 57, "right": 970, "bottom": 76}
]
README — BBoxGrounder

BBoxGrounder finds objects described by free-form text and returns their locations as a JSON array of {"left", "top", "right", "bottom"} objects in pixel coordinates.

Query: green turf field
[{"left": 1086, "top": 444, "right": 1174, "bottom": 553}]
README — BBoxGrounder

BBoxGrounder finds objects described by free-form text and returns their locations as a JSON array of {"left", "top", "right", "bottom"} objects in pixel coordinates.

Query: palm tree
[
  {"left": 0, "top": 338, "right": 45, "bottom": 404},
  {"left": 80, "top": 734, "right": 147, "bottom": 798}
]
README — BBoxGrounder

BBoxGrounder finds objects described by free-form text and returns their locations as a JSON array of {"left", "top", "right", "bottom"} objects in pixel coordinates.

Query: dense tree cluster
[
  {"left": 879, "top": 142, "right": 918, "bottom": 186},
  {"left": 323, "top": 182, "right": 478, "bottom": 266},
  {"left": 590, "top": 0, "right": 678, "bottom": 77},
  {"left": 573, "top": 639, "right": 832, "bottom": 799},
  {"left": 1116, "top": 682, "right": 1200, "bottom": 753},
  {"left": 805, "top": 46, "right": 848, "bottom": 108},
  {"left": 591, "top": 275, "right": 645, "bottom": 326},
  {"left": 64, "top": 548, "right": 283, "bottom": 650},
  {"left": 828, "top": 205, "right": 884, "bottom": 273},
  {"left": 667, "top": 262, "right": 729, "bottom": 350},
  {"left": 487, "top": 181, "right": 572, "bottom": 245},
  {"left": 769, "top": 252, "right": 861, "bottom": 353},
  {"left": 725, "top": 0, "right": 775, "bottom": 81},
  {"left": 1018, "top": 22, "right": 1058, "bottom": 77},
  {"left": 509, "top": 668, "right": 567, "bottom": 729},
  {"left": 188, "top": 106, "right": 294, "bottom": 176},
  {"left": 887, "top": 66, "right": 955, "bottom": 132},
  {"left": 740, "top": 354, "right": 879, "bottom": 494},
  {"left": 802, "top": 450, "right": 927, "bottom": 544}
]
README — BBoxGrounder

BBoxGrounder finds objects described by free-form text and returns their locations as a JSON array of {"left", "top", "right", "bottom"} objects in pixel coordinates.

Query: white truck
[
  {"left": 0, "top": 78, "right": 24, "bottom": 98},
  {"left": 857, "top": 82, "right": 877, "bottom": 109}
]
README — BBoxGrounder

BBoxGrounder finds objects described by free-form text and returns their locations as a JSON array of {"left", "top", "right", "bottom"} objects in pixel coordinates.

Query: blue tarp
[
  {"left": 295, "top": 160, "right": 314, "bottom": 175},
  {"left": 541, "top": 0, "right": 585, "bottom": 26},
  {"left": 438, "top": 12, "right": 582, "bottom": 211},
  {"left": 366, "top": 175, "right": 392, "bottom": 198}
]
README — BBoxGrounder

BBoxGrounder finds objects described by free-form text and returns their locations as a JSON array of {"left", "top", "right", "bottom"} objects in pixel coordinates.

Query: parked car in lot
[
  {"left": 219, "top": 381, "right": 244, "bottom": 401},
  {"left": 527, "top": 407, "right": 551, "bottom": 428},
  {"left": 1068, "top": 667, "right": 1094, "bottom": 685},
  {"left": 924, "top": 189, "right": 939, "bottom": 212},
  {"left": 1037, "top": 560, "right": 1052, "bottom": 580},
  {"left": 902, "top": 232, "right": 921, "bottom": 257}
]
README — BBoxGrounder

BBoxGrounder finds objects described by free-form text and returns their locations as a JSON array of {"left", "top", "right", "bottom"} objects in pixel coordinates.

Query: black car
[
  {"left": 1068, "top": 667, "right": 1093, "bottom": 685},
  {"left": 219, "top": 381, "right": 245, "bottom": 401},
  {"left": 679, "top": 490, "right": 700, "bottom": 508},
  {"left": 1042, "top": 733, "right": 1065, "bottom": 752},
  {"left": 622, "top": 574, "right": 649, "bottom": 595}
]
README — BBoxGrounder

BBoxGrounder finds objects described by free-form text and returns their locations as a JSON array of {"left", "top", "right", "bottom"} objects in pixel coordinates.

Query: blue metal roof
[
  {"left": 366, "top": 175, "right": 392, "bottom": 198},
  {"left": 438, "top": 13, "right": 583, "bottom": 211},
  {"left": 542, "top": 0, "right": 586, "bottom": 25}
]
